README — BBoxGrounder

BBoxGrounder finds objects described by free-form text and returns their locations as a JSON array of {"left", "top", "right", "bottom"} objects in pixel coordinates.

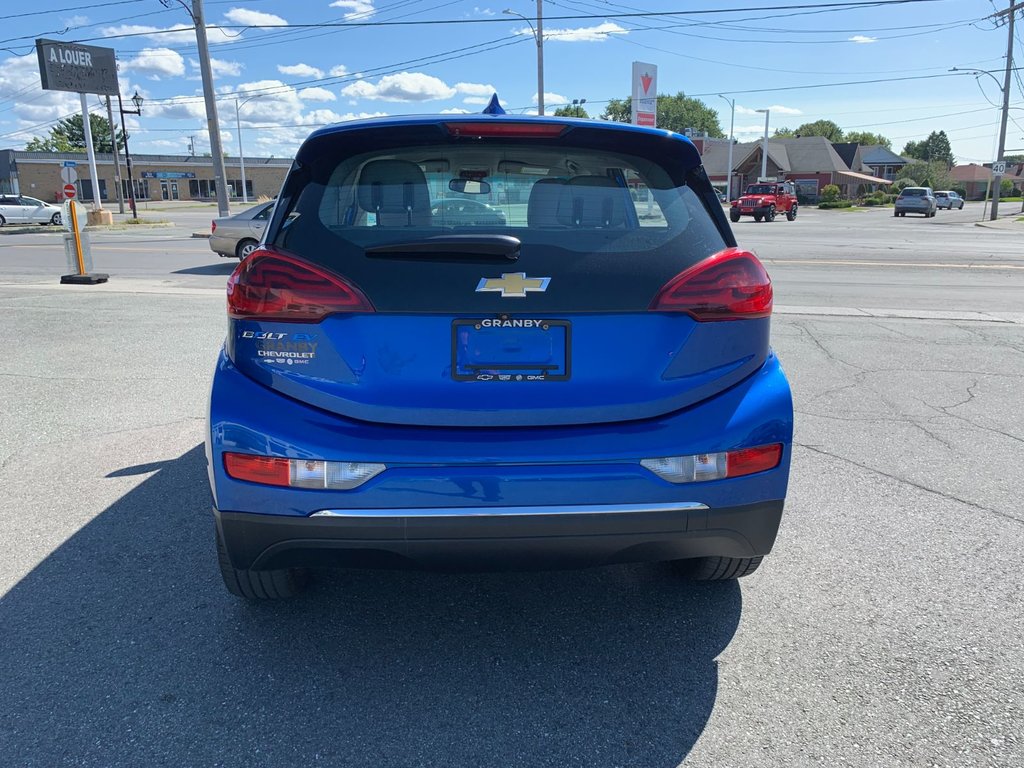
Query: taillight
[
  {"left": 211, "top": 220, "right": 216, "bottom": 233},
  {"left": 649, "top": 247, "right": 773, "bottom": 320},
  {"left": 640, "top": 443, "right": 782, "bottom": 483},
  {"left": 445, "top": 121, "right": 568, "bottom": 138},
  {"left": 226, "top": 247, "right": 374, "bottom": 321},
  {"left": 224, "top": 453, "right": 386, "bottom": 490}
]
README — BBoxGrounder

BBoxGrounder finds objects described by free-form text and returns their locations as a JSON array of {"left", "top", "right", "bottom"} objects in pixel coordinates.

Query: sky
[{"left": 0, "top": 0, "right": 1022, "bottom": 165}]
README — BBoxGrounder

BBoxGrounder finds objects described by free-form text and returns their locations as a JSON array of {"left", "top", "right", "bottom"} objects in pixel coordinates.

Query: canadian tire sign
[
  {"left": 35, "top": 38, "right": 119, "bottom": 96},
  {"left": 631, "top": 61, "right": 657, "bottom": 127}
]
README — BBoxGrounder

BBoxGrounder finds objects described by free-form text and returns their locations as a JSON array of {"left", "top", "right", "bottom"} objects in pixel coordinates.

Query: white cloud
[
  {"left": 441, "top": 108, "right": 472, "bottom": 114},
  {"left": 329, "top": 64, "right": 349, "bottom": 77},
  {"left": 299, "top": 87, "right": 337, "bottom": 102},
  {"left": 222, "top": 8, "right": 288, "bottom": 26},
  {"left": 736, "top": 104, "right": 802, "bottom": 116},
  {"left": 329, "top": 0, "right": 375, "bottom": 19},
  {"left": 121, "top": 48, "right": 185, "bottom": 79},
  {"left": 341, "top": 72, "right": 456, "bottom": 101},
  {"left": 102, "top": 23, "right": 236, "bottom": 45},
  {"left": 63, "top": 15, "right": 89, "bottom": 27},
  {"left": 148, "top": 97, "right": 209, "bottom": 121},
  {"left": 849, "top": 35, "right": 877, "bottom": 44},
  {"left": 455, "top": 82, "right": 497, "bottom": 97},
  {"left": 520, "top": 22, "right": 627, "bottom": 42},
  {"left": 278, "top": 63, "right": 324, "bottom": 79},
  {"left": 473, "top": 7, "right": 495, "bottom": 15},
  {"left": 533, "top": 92, "right": 568, "bottom": 105},
  {"left": 197, "top": 58, "right": 243, "bottom": 77}
]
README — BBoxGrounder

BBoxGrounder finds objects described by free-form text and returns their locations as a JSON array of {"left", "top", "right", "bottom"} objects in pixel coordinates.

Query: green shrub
[
  {"left": 893, "top": 177, "right": 916, "bottom": 191},
  {"left": 952, "top": 186, "right": 967, "bottom": 198},
  {"left": 818, "top": 200, "right": 854, "bottom": 209},
  {"left": 820, "top": 184, "right": 842, "bottom": 202}
]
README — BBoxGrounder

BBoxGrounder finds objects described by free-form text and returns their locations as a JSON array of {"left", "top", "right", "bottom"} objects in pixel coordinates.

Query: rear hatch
[{"left": 225, "top": 117, "right": 773, "bottom": 427}]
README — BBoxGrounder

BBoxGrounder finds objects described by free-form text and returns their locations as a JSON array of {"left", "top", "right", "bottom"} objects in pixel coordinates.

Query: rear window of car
[
  {"left": 901, "top": 188, "right": 927, "bottom": 196},
  {"left": 272, "top": 140, "right": 725, "bottom": 259}
]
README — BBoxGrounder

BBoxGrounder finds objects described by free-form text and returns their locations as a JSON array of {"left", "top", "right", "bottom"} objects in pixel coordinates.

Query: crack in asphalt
[{"left": 794, "top": 442, "right": 1024, "bottom": 528}]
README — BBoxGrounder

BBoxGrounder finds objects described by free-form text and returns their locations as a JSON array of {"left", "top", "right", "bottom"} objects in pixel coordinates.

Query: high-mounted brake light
[
  {"left": 224, "top": 453, "right": 386, "bottom": 490},
  {"left": 226, "top": 247, "right": 374, "bottom": 321},
  {"left": 649, "top": 247, "right": 773, "bottom": 320},
  {"left": 445, "top": 122, "right": 568, "bottom": 138},
  {"left": 641, "top": 444, "right": 783, "bottom": 483}
]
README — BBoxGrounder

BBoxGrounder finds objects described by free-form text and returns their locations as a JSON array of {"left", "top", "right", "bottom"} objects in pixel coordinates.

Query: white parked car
[
  {"left": 934, "top": 190, "right": 965, "bottom": 210},
  {"left": 0, "top": 195, "right": 63, "bottom": 226}
]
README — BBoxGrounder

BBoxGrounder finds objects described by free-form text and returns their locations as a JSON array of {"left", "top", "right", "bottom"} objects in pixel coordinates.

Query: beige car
[{"left": 209, "top": 201, "right": 274, "bottom": 260}]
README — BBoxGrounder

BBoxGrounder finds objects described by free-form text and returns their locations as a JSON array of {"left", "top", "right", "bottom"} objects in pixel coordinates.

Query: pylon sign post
[
  {"left": 60, "top": 200, "right": 107, "bottom": 285},
  {"left": 631, "top": 62, "right": 658, "bottom": 127},
  {"left": 36, "top": 38, "right": 117, "bottom": 282}
]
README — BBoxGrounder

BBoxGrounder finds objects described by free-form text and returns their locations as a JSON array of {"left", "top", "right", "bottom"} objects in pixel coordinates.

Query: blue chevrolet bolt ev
[{"left": 206, "top": 103, "right": 793, "bottom": 599}]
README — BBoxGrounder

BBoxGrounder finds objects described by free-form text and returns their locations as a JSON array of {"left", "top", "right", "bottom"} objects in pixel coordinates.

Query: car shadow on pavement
[
  {"left": 172, "top": 262, "right": 237, "bottom": 275},
  {"left": 1, "top": 445, "right": 742, "bottom": 768}
]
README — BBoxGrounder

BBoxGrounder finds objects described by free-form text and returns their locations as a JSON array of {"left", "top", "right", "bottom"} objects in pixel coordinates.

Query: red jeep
[{"left": 730, "top": 181, "right": 798, "bottom": 223}]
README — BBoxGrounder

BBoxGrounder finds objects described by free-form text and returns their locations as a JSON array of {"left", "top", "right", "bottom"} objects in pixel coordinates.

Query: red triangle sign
[{"left": 640, "top": 73, "right": 653, "bottom": 94}]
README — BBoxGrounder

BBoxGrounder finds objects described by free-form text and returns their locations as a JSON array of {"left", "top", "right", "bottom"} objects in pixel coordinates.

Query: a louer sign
[{"left": 35, "top": 38, "right": 119, "bottom": 96}]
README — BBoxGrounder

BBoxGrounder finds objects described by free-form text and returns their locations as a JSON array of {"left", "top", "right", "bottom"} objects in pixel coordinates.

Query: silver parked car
[
  {"left": 209, "top": 201, "right": 274, "bottom": 260},
  {"left": 894, "top": 186, "right": 937, "bottom": 218},
  {"left": 0, "top": 195, "right": 63, "bottom": 226},
  {"left": 934, "top": 190, "right": 965, "bottom": 210}
]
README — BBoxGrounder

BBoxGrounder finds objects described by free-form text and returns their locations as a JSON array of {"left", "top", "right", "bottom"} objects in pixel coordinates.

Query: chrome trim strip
[{"left": 310, "top": 502, "right": 707, "bottom": 518}]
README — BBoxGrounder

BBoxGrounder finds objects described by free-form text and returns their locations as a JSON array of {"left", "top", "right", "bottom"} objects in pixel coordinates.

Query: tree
[
  {"left": 820, "top": 184, "right": 842, "bottom": 202},
  {"left": 844, "top": 131, "right": 892, "bottom": 149},
  {"left": 792, "top": 120, "right": 845, "bottom": 142},
  {"left": 602, "top": 92, "right": 724, "bottom": 137},
  {"left": 902, "top": 131, "right": 954, "bottom": 166},
  {"left": 901, "top": 160, "right": 952, "bottom": 191},
  {"left": 553, "top": 105, "right": 590, "bottom": 119},
  {"left": 24, "top": 114, "right": 125, "bottom": 153}
]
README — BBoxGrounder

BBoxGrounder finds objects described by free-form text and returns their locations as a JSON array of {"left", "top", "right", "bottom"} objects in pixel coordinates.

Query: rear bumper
[{"left": 215, "top": 499, "right": 785, "bottom": 571}]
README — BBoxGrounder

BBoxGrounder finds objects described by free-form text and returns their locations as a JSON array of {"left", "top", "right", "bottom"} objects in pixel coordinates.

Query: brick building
[{"left": 0, "top": 149, "right": 291, "bottom": 203}]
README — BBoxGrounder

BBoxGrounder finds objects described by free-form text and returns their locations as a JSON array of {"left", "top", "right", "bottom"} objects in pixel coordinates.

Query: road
[{"left": 0, "top": 202, "right": 1022, "bottom": 767}]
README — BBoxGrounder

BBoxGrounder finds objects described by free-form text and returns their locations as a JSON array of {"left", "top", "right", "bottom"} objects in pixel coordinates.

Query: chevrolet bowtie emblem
[{"left": 475, "top": 272, "right": 551, "bottom": 298}]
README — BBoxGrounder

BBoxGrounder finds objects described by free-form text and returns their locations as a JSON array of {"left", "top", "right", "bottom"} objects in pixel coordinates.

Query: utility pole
[
  {"left": 105, "top": 95, "right": 125, "bottom": 215},
  {"left": 192, "top": 0, "right": 231, "bottom": 216},
  {"left": 188, "top": 135, "right": 196, "bottom": 156},
  {"left": 989, "top": 0, "right": 1021, "bottom": 221}
]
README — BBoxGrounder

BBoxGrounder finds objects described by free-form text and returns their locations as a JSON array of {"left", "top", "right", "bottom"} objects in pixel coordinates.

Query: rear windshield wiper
[{"left": 365, "top": 235, "right": 520, "bottom": 262}]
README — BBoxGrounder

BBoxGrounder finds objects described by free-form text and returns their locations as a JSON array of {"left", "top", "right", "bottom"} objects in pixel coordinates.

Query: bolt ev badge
[{"left": 476, "top": 272, "right": 551, "bottom": 298}]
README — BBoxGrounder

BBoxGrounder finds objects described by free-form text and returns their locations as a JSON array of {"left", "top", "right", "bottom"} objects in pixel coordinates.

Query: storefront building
[{"left": 0, "top": 149, "right": 291, "bottom": 203}]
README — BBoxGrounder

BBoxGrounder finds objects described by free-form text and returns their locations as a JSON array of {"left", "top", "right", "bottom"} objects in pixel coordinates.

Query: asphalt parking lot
[{"left": 1, "top": 202, "right": 1022, "bottom": 767}]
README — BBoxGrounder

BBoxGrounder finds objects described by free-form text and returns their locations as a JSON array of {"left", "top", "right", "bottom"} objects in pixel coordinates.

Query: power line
[{"left": 66, "top": 0, "right": 957, "bottom": 43}]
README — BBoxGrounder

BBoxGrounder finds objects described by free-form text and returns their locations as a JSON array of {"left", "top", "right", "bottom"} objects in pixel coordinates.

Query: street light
[
  {"left": 755, "top": 108, "right": 770, "bottom": 180},
  {"left": 949, "top": 66, "right": 1013, "bottom": 220},
  {"left": 572, "top": 98, "right": 586, "bottom": 117},
  {"left": 117, "top": 89, "right": 144, "bottom": 219},
  {"left": 504, "top": 4, "right": 545, "bottom": 116},
  {"left": 234, "top": 95, "right": 262, "bottom": 204},
  {"left": 718, "top": 95, "right": 735, "bottom": 201}
]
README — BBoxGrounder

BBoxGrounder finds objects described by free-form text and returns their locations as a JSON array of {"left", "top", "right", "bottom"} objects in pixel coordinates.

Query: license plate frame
[{"left": 451, "top": 317, "right": 571, "bottom": 382}]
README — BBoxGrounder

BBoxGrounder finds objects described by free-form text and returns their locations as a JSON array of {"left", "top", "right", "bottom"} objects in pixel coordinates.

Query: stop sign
[{"left": 63, "top": 183, "right": 76, "bottom": 199}]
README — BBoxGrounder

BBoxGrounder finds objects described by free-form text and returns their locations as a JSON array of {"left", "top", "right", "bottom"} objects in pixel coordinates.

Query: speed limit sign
[{"left": 992, "top": 161, "right": 1007, "bottom": 175}]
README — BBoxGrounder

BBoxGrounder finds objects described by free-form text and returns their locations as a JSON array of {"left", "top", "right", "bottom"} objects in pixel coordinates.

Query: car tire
[
  {"left": 50, "top": 212, "right": 62, "bottom": 226},
  {"left": 959, "top": 202, "right": 964, "bottom": 210},
  {"left": 729, "top": 211, "right": 740, "bottom": 223},
  {"left": 765, "top": 205, "right": 776, "bottom": 222},
  {"left": 753, "top": 213, "right": 763, "bottom": 222},
  {"left": 674, "top": 555, "right": 763, "bottom": 581},
  {"left": 235, "top": 238, "right": 259, "bottom": 260},
  {"left": 216, "top": 526, "right": 307, "bottom": 599},
  {"left": 786, "top": 205, "right": 797, "bottom": 221},
  {"left": 894, "top": 210, "right": 900, "bottom": 217},
  {"left": 0, "top": 214, "right": 5, "bottom": 226}
]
